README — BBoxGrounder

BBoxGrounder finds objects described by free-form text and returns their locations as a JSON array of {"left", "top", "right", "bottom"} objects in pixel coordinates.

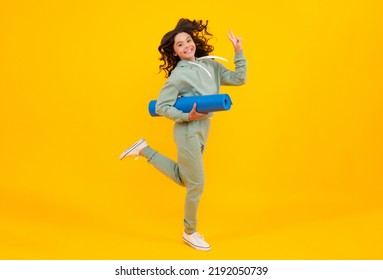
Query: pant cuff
[{"left": 141, "top": 146, "right": 157, "bottom": 162}]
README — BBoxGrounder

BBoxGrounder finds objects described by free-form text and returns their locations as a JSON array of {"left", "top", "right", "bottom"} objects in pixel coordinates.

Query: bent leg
[{"left": 141, "top": 146, "right": 184, "bottom": 187}]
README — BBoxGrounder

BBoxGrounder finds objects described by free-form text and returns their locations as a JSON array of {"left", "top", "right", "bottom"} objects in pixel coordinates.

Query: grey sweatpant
[{"left": 141, "top": 118, "right": 211, "bottom": 234}]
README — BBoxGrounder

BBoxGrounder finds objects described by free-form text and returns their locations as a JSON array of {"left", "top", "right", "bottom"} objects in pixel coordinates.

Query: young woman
[{"left": 120, "top": 18, "right": 247, "bottom": 251}]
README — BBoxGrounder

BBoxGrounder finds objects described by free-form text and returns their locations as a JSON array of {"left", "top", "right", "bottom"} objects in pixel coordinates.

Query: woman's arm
[{"left": 218, "top": 30, "right": 247, "bottom": 86}]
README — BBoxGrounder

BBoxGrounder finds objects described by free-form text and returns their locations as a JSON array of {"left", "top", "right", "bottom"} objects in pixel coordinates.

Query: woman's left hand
[
  {"left": 227, "top": 29, "right": 243, "bottom": 53},
  {"left": 189, "top": 103, "right": 208, "bottom": 121}
]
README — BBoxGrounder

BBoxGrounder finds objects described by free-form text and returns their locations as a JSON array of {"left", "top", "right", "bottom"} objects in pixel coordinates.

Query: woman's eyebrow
[{"left": 175, "top": 35, "right": 192, "bottom": 45}]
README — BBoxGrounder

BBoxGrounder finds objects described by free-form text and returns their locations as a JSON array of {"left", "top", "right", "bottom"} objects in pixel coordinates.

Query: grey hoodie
[{"left": 155, "top": 50, "right": 247, "bottom": 122}]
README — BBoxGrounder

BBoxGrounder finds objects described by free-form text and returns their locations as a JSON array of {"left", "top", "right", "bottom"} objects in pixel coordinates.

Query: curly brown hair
[{"left": 158, "top": 18, "right": 214, "bottom": 78}]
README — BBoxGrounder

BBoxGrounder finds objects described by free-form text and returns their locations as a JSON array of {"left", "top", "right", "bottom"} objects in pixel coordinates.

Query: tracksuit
[{"left": 141, "top": 50, "right": 247, "bottom": 233}]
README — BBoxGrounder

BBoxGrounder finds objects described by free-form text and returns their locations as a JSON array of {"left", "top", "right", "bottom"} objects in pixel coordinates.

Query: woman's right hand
[
  {"left": 189, "top": 103, "right": 208, "bottom": 121},
  {"left": 227, "top": 29, "right": 243, "bottom": 53}
]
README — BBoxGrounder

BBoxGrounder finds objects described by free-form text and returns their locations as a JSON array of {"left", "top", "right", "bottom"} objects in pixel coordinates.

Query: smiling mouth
[{"left": 184, "top": 48, "right": 194, "bottom": 54}]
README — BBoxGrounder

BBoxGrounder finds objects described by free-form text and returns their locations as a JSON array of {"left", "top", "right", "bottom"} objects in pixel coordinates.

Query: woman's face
[{"left": 173, "top": 32, "right": 196, "bottom": 61}]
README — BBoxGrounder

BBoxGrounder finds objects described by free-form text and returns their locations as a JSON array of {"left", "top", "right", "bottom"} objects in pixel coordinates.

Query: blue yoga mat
[{"left": 148, "top": 94, "right": 232, "bottom": 117}]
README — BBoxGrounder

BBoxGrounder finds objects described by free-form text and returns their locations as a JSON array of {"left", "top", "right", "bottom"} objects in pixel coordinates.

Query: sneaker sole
[
  {"left": 119, "top": 139, "right": 145, "bottom": 160},
  {"left": 183, "top": 237, "right": 211, "bottom": 251}
]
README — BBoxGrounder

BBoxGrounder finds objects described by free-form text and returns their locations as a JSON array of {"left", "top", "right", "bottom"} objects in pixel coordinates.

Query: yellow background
[{"left": 1, "top": 0, "right": 382, "bottom": 259}]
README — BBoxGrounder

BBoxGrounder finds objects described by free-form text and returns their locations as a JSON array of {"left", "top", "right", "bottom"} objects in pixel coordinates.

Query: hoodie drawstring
[
  {"left": 188, "top": 56, "right": 228, "bottom": 80},
  {"left": 188, "top": 62, "right": 212, "bottom": 79}
]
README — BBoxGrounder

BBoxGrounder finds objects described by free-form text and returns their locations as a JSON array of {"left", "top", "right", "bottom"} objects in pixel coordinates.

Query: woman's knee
[{"left": 186, "top": 183, "right": 204, "bottom": 200}]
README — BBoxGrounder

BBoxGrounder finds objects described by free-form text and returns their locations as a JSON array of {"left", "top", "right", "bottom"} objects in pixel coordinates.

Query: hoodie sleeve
[
  {"left": 155, "top": 80, "right": 190, "bottom": 122},
  {"left": 218, "top": 50, "right": 247, "bottom": 86}
]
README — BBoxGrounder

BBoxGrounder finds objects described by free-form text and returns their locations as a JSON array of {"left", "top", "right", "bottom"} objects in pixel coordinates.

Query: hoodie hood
[{"left": 177, "top": 56, "right": 228, "bottom": 80}]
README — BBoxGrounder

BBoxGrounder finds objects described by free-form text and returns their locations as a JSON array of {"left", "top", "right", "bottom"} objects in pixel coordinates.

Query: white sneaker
[
  {"left": 183, "top": 232, "right": 211, "bottom": 251},
  {"left": 119, "top": 138, "right": 148, "bottom": 160}
]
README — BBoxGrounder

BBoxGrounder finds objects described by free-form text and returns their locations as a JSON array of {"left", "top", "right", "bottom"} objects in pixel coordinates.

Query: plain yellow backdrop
[{"left": 1, "top": 0, "right": 382, "bottom": 259}]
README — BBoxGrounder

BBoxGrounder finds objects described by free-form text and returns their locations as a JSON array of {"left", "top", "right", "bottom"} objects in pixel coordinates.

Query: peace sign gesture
[{"left": 227, "top": 29, "right": 243, "bottom": 53}]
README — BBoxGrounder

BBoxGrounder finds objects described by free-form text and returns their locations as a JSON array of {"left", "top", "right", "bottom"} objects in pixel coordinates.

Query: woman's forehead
[{"left": 174, "top": 32, "right": 192, "bottom": 43}]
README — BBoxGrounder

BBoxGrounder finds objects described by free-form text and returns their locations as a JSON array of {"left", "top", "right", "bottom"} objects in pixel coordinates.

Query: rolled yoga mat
[{"left": 148, "top": 94, "right": 232, "bottom": 117}]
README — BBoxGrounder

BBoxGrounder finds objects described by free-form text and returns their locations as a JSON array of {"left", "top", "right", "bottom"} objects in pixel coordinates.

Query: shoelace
[{"left": 194, "top": 232, "right": 205, "bottom": 240}]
